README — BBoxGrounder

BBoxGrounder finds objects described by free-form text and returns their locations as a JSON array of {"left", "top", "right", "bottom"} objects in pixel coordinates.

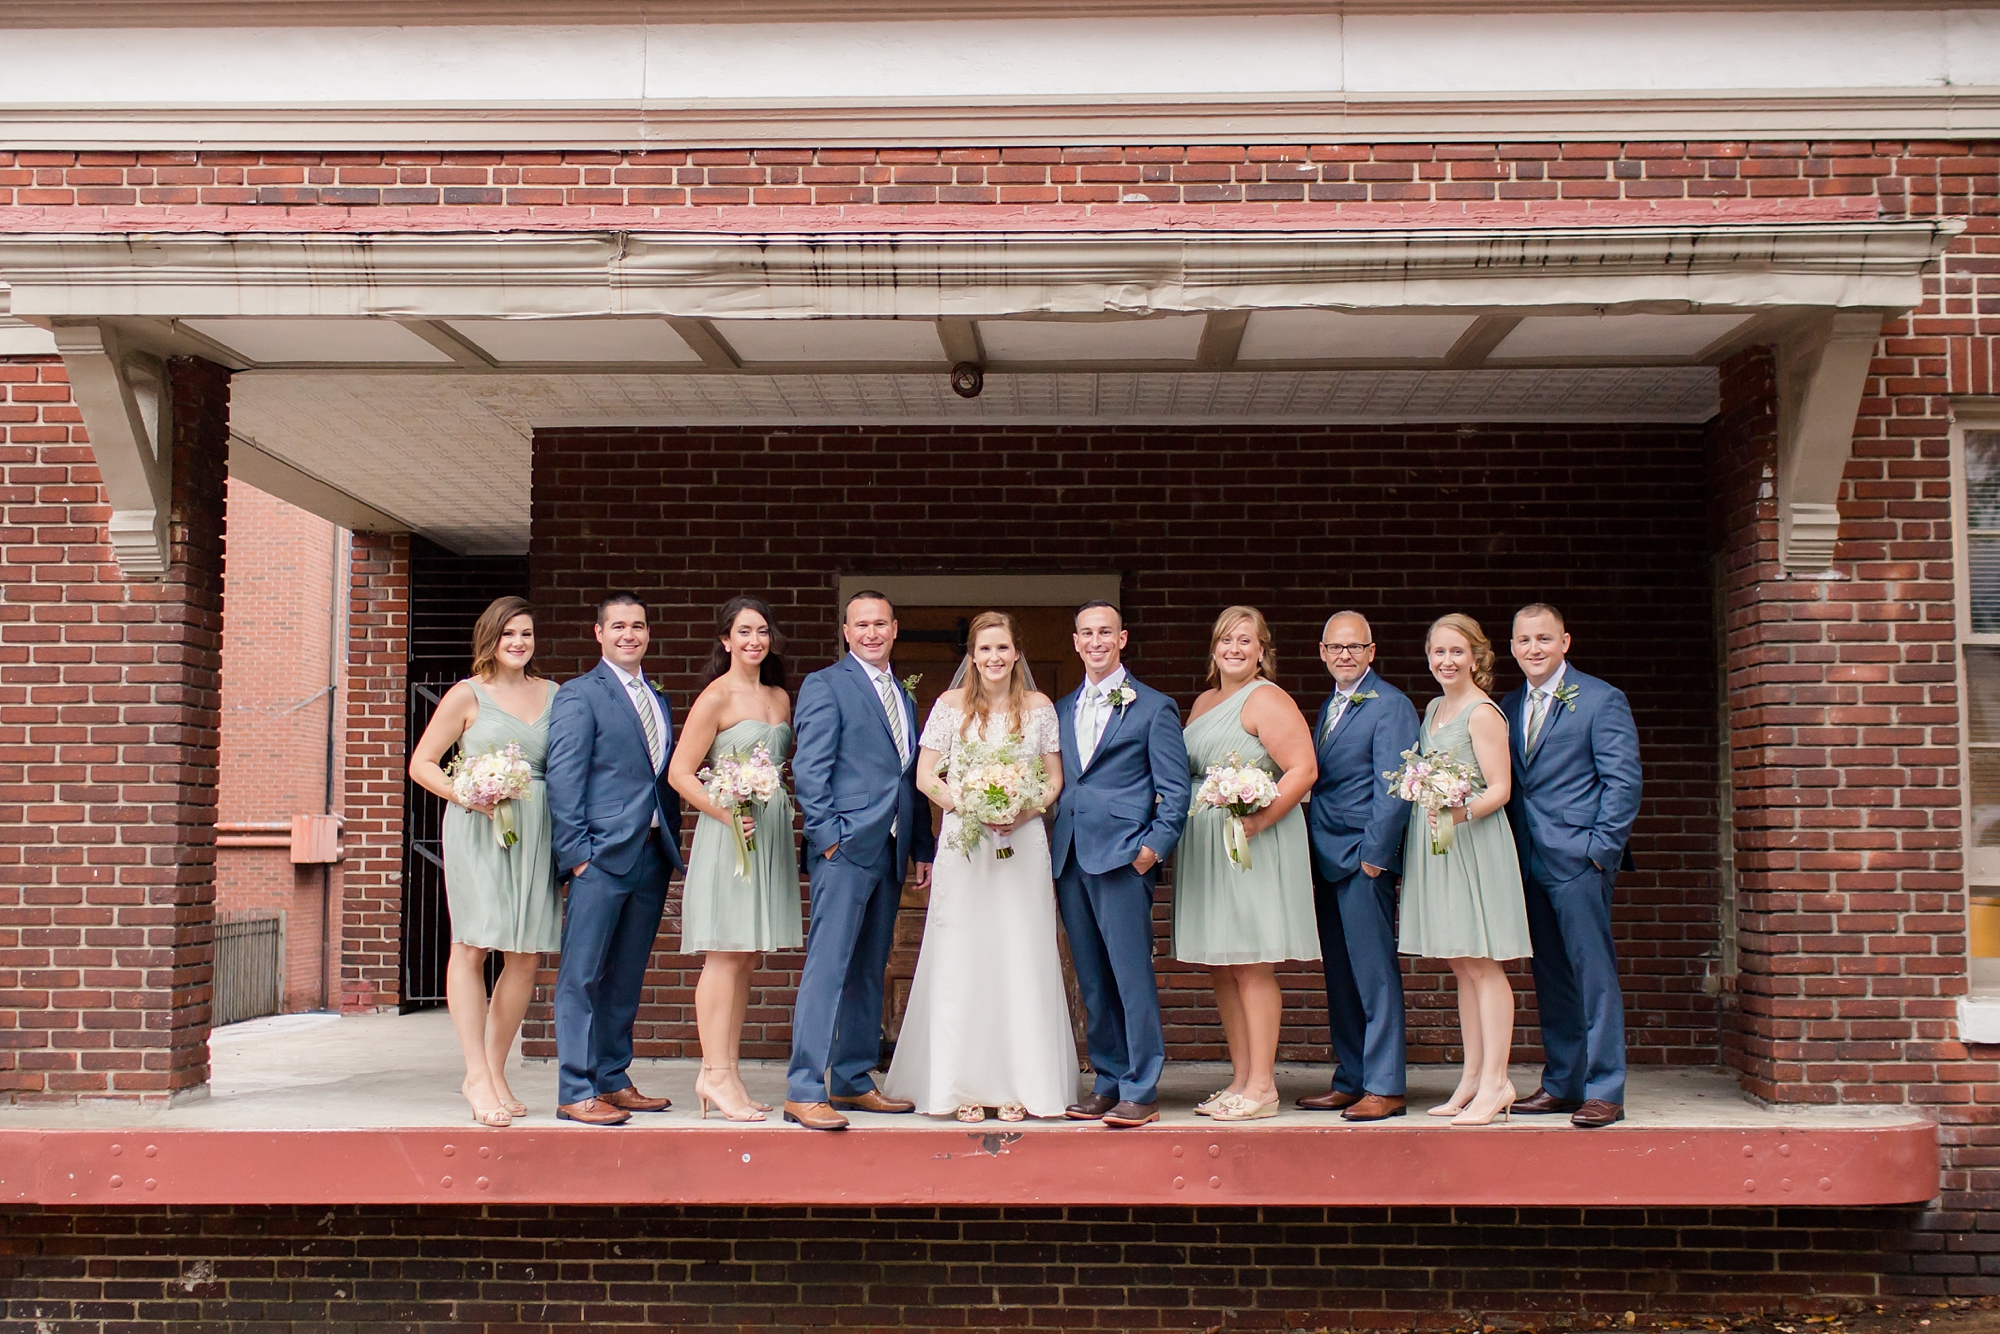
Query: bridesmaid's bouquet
[
  {"left": 942, "top": 737, "right": 1047, "bottom": 860},
  {"left": 1384, "top": 747, "right": 1478, "bottom": 855},
  {"left": 446, "top": 742, "right": 535, "bottom": 849},
  {"left": 1192, "top": 752, "right": 1281, "bottom": 871},
  {"left": 699, "top": 744, "right": 783, "bottom": 879}
]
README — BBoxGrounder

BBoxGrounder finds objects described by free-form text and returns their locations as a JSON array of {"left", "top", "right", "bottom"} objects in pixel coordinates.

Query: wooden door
[{"left": 880, "top": 605, "right": 1091, "bottom": 1065}]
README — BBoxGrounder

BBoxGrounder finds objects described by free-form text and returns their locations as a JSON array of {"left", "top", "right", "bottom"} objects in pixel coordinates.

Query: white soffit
[
  {"left": 226, "top": 365, "right": 1719, "bottom": 552},
  {"left": 1239, "top": 311, "right": 1476, "bottom": 362},
  {"left": 182, "top": 318, "right": 455, "bottom": 364},
  {"left": 0, "top": 317, "right": 56, "bottom": 356},
  {"left": 1491, "top": 313, "right": 1754, "bottom": 360},
  {"left": 714, "top": 319, "right": 944, "bottom": 364},
  {"left": 445, "top": 317, "right": 701, "bottom": 364},
  {"left": 979, "top": 316, "right": 1206, "bottom": 363}
]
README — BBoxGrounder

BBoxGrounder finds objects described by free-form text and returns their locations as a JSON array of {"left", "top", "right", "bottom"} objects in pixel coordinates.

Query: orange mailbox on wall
[{"left": 289, "top": 814, "right": 342, "bottom": 865}]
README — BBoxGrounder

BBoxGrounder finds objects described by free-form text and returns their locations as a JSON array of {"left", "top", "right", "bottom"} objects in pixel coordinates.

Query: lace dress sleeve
[
  {"left": 1029, "top": 703, "right": 1061, "bottom": 755},
  {"left": 919, "top": 701, "right": 959, "bottom": 753}
]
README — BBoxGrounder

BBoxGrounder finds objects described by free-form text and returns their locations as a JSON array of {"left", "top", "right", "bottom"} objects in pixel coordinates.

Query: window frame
[{"left": 1950, "top": 402, "right": 2000, "bottom": 994}]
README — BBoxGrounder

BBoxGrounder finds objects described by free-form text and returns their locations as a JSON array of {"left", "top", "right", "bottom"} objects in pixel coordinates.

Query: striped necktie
[
  {"left": 1526, "top": 688, "right": 1550, "bottom": 749},
  {"left": 626, "top": 676, "right": 664, "bottom": 770},
  {"left": 874, "top": 671, "right": 909, "bottom": 764}
]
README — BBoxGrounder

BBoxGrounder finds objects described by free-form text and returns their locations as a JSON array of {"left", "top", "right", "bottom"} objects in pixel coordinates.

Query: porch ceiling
[{"left": 0, "top": 220, "right": 1958, "bottom": 562}]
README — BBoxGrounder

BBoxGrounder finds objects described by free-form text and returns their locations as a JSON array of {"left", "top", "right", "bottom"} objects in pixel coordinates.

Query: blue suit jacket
[
  {"left": 1500, "top": 665, "right": 1643, "bottom": 884},
  {"left": 1305, "top": 668, "right": 1420, "bottom": 882},
  {"left": 791, "top": 655, "right": 936, "bottom": 876},
  {"left": 1051, "top": 674, "right": 1191, "bottom": 881},
  {"left": 545, "top": 660, "right": 687, "bottom": 879}
]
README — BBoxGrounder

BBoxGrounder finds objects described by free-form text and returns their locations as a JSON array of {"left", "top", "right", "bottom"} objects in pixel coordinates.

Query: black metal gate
[{"left": 399, "top": 678, "right": 456, "bottom": 1010}]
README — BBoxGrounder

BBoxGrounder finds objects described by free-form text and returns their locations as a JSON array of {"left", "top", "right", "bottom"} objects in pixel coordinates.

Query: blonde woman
[
  {"left": 409, "top": 596, "right": 560, "bottom": 1128},
  {"left": 884, "top": 611, "right": 1077, "bottom": 1123},
  {"left": 1398, "top": 613, "right": 1531, "bottom": 1128},
  {"left": 1174, "top": 606, "right": 1320, "bottom": 1122}
]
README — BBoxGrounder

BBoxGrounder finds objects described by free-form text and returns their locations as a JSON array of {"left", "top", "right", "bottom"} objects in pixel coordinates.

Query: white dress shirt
[
  {"left": 1075, "top": 664, "right": 1129, "bottom": 763},
  {"left": 851, "top": 653, "right": 910, "bottom": 763},
  {"left": 1524, "top": 661, "right": 1568, "bottom": 748},
  {"left": 604, "top": 658, "right": 667, "bottom": 829}
]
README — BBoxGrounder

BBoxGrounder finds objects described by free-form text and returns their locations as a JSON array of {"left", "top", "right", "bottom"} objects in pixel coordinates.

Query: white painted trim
[
  {"left": 840, "top": 573, "right": 1121, "bottom": 608},
  {"left": 1959, "top": 997, "right": 2000, "bottom": 1043},
  {"left": 0, "top": 223, "right": 1959, "bottom": 324},
  {"left": 5, "top": 11, "right": 2000, "bottom": 146}
]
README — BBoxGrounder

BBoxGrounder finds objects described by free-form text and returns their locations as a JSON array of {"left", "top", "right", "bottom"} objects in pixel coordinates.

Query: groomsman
[
  {"left": 545, "top": 591, "right": 687, "bottom": 1125},
  {"left": 1501, "top": 604, "right": 1642, "bottom": 1130},
  {"left": 1052, "top": 601, "right": 1191, "bottom": 1129},
  {"left": 1298, "top": 611, "right": 1420, "bottom": 1121},
  {"left": 784, "top": 591, "right": 935, "bottom": 1130}
]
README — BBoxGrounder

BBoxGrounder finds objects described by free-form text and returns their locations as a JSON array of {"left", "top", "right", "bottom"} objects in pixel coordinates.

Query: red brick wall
[
  {"left": 214, "top": 478, "right": 340, "bottom": 1013},
  {"left": 0, "top": 354, "right": 229, "bottom": 1100},
  {"left": 526, "top": 421, "right": 1723, "bottom": 1066},
  {"left": 0, "top": 1201, "right": 1950, "bottom": 1328},
  {"left": 337, "top": 532, "right": 407, "bottom": 1013}
]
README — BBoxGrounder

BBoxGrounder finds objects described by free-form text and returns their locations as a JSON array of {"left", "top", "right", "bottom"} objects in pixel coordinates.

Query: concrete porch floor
[{"left": 0, "top": 1010, "right": 1939, "bottom": 1208}]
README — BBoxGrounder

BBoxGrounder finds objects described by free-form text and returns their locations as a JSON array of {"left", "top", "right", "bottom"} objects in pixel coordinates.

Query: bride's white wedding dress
[{"left": 882, "top": 700, "right": 1079, "bottom": 1117}]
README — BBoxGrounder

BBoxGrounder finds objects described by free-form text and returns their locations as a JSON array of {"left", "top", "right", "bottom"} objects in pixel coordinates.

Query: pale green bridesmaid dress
[
  {"left": 1172, "top": 680, "right": 1321, "bottom": 966},
  {"left": 1396, "top": 697, "right": 1532, "bottom": 961},
  {"left": 439, "top": 679, "right": 562, "bottom": 954},
  {"left": 679, "top": 719, "right": 804, "bottom": 953}
]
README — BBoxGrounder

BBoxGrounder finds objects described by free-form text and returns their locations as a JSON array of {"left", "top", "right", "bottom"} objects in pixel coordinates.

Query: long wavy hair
[
  {"left": 1426, "top": 612, "right": 1496, "bottom": 692},
  {"left": 1205, "top": 605, "right": 1277, "bottom": 688},
  {"left": 958, "top": 610, "right": 1034, "bottom": 739},
  {"left": 469, "top": 596, "right": 541, "bottom": 680},
  {"left": 701, "top": 596, "right": 788, "bottom": 690}
]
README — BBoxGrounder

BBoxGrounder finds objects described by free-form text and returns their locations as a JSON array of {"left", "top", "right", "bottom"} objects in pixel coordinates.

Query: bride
[{"left": 883, "top": 610, "right": 1079, "bottom": 1122}]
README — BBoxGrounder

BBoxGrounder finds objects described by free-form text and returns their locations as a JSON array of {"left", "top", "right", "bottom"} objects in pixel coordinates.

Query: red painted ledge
[{"left": 0, "top": 1119, "right": 1938, "bottom": 1208}]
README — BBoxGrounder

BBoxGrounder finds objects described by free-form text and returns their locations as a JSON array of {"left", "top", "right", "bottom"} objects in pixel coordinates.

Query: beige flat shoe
[
  {"left": 955, "top": 1103, "right": 986, "bottom": 1123},
  {"left": 1194, "top": 1089, "right": 1234, "bottom": 1116},
  {"left": 997, "top": 1102, "right": 1027, "bottom": 1122},
  {"left": 1210, "top": 1092, "right": 1279, "bottom": 1122}
]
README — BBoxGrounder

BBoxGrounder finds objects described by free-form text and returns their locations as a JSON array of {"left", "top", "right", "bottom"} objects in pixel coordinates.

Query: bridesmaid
[
  {"left": 1397, "top": 613, "right": 1531, "bottom": 1127},
  {"left": 1174, "top": 605, "right": 1320, "bottom": 1122},
  {"left": 408, "top": 596, "right": 561, "bottom": 1128},
  {"left": 667, "top": 595, "right": 801, "bottom": 1123}
]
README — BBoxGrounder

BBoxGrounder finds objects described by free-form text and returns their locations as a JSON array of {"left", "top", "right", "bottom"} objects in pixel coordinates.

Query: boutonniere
[
  {"left": 648, "top": 675, "right": 669, "bottom": 696},
  {"left": 1108, "top": 684, "right": 1137, "bottom": 715},
  {"left": 1552, "top": 682, "right": 1580, "bottom": 713},
  {"left": 900, "top": 673, "right": 922, "bottom": 695},
  {"left": 1350, "top": 689, "right": 1378, "bottom": 707}
]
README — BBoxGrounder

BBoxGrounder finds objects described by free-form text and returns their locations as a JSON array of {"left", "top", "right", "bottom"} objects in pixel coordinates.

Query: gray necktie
[
  {"left": 1526, "top": 687, "right": 1550, "bottom": 749},
  {"left": 1077, "top": 685, "right": 1103, "bottom": 767},
  {"left": 1322, "top": 693, "right": 1351, "bottom": 742},
  {"left": 875, "top": 672, "right": 909, "bottom": 764},
  {"left": 626, "top": 676, "right": 664, "bottom": 770}
]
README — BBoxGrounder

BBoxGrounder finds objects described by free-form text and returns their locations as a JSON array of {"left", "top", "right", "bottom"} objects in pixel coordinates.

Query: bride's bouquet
[
  {"left": 942, "top": 736, "right": 1048, "bottom": 860},
  {"left": 698, "top": 744, "right": 783, "bottom": 878},
  {"left": 446, "top": 742, "right": 535, "bottom": 849},
  {"left": 1384, "top": 747, "right": 1479, "bottom": 855},
  {"left": 1192, "top": 752, "right": 1281, "bottom": 871}
]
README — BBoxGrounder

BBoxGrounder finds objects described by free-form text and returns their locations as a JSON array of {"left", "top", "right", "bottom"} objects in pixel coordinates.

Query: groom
[
  {"left": 785, "top": 590, "right": 935, "bottom": 1131},
  {"left": 545, "top": 591, "right": 687, "bottom": 1126},
  {"left": 1052, "top": 601, "right": 1190, "bottom": 1128}
]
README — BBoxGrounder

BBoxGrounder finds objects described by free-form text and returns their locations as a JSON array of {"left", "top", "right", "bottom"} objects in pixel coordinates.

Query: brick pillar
[
  {"left": 1713, "top": 338, "right": 1965, "bottom": 1106},
  {"left": 339, "top": 532, "right": 408, "bottom": 1012},
  {"left": 0, "top": 354, "right": 228, "bottom": 1101}
]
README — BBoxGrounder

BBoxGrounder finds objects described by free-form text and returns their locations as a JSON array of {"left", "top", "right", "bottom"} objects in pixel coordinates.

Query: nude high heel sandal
[{"left": 697, "top": 1064, "right": 766, "bottom": 1123}]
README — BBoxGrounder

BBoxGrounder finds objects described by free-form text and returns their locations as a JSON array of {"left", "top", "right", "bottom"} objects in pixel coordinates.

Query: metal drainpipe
[{"left": 321, "top": 525, "right": 347, "bottom": 1011}]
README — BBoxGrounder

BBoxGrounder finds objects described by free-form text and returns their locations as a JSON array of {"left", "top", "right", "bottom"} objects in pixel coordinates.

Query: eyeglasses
[{"left": 1319, "top": 642, "right": 1373, "bottom": 657}]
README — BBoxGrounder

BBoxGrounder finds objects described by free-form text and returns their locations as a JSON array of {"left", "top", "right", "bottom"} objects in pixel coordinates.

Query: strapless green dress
[
  {"left": 438, "top": 679, "right": 561, "bottom": 954},
  {"left": 1396, "top": 698, "right": 1532, "bottom": 961},
  {"left": 679, "top": 718, "right": 804, "bottom": 953},
  {"left": 1172, "top": 680, "right": 1321, "bottom": 966}
]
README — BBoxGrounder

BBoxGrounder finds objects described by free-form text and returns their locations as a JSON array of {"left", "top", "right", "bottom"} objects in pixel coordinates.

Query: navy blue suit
[
  {"left": 1304, "top": 668, "right": 1419, "bottom": 1098},
  {"left": 786, "top": 655, "right": 936, "bottom": 1104},
  {"left": 1050, "top": 673, "right": 1190, "bottom": 1106},
  {"left": 545, "top": 660, "right": 687, "bottom": 1107},
  {"left": 1500, "top": 665, "right": 1642, "bottom": 1106}
]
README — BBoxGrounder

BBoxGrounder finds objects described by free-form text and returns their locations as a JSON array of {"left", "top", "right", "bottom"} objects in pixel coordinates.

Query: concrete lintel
[
  {"left": 1774, "top": 310, "right": 1884, "bottom": 573},
  {"left": 51, "top": 320, "right": 172, "bottom": 578}
]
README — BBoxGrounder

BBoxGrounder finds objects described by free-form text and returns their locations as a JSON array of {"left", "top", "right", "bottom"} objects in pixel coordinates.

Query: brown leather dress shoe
[
  {"left": 1570, "top": 1099, "right": 1625, "bottom": 1129},
  {"left": 1296, "top": 1088, "right": 1363, "bottom": 1112},
  {"left": 601, "top": 1085, "right": 671, "bottom": 1113},
  {"left": 1341, "top": 1093, "right": 1408, "bottom": 1122},
  {"left": 1066, "top": 1093, "right": 1118, "bottom": 1121},
  {"left": 1101, "top": 1100, "right": 1159, "bottom": 1127},
  {"left": 556, "top": 1096, "right": 631, "bottom": 1126},
  {"left": 829, "top": 1089, "right": 915, "bottom": 1114},
  {"left": 1513, "top": 1087, "right": 1585, "bottom": 1115},
  {"left": 783, "top": 1100, "right": 851, "bottom": 1131}
]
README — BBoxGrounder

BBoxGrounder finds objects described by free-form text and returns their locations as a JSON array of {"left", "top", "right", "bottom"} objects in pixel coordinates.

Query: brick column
[
  {"left": 338, "top": 532, "right": 408, "bottom": 1012},
  {"left": 0, "top": 353, "right": 228, "bottom": 1101}
]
